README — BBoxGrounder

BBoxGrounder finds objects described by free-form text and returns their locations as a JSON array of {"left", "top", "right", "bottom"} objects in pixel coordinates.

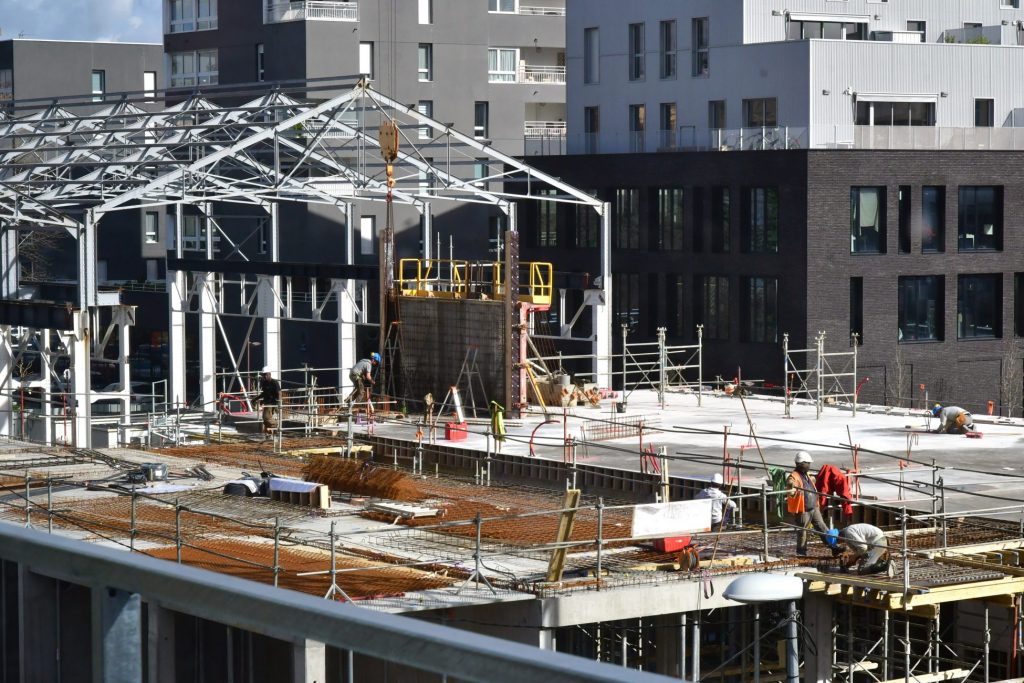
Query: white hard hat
[
  {"left": 261, "top": 366, "right": 272, "bottom": 374},
  {"left": 795, "top": 451, "right": 813, "bottom": 464},
  {"left": 711, "top": 473, "right": 724, "bottom": 486}
]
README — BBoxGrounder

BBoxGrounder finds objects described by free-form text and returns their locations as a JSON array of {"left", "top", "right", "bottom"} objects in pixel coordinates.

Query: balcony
[
  {"left": 264, "top": 0, "right": 358, "bottom": 23},
  {"left": 519, "top": 64, "right": 565, "bottom": 84},
  {"left": 518, "top": 4, "right": 566, "bottom": 16}
]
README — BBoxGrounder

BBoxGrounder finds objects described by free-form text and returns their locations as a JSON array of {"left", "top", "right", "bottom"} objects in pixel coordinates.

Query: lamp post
[{"left": 723, "top": 574, "right": 804, "bottom": 683}]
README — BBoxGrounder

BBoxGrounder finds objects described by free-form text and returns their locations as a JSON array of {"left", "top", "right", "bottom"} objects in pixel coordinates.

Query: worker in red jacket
[{"left": 815, "top": 464, "right": 854, "bottom": 516}]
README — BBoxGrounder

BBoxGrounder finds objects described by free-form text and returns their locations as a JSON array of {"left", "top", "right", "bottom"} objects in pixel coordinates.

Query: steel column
[
  {"left": 199, "top": 203, "right": 217, "bottom": 411},
  {"left": 261, "top": 202, "right": 282, "bottom": 375},
  {"left": 92, "top": 587, "right": 143, "bottom": 683},
  {"left": 595, "top": 202, "right": 612, "bottom": 388},
  {"left": 0, "top": 222, "right": 17, "bottom": 298},
  {"left": 340, "top": 203, "right": 357, "bottom": 392},
  {"left": 71, "top": 313, "right": 91, "bottom": 448},
  {"left": 169, "top": 202, "right": 187, "bottom": 407}
]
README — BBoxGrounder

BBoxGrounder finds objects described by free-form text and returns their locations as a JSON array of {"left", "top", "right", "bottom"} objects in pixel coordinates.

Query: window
[
  {"left": 898, "top": 186, "right": 911, "bottom": 254},
  {"left": 0, "top": 69, "right": 12, "bottom": 103},
  {"left": 167, "top": 0, "right": 217, "bottom": 32},
  {"left": 692, "top": 18, "right": 709, "bottom": 76},
  {"left": 91, "top": 70, "right": 106, "bottom": 103},
  {"left": 697, "top": 275, "right": 729, "bottom": 340},
  {"left": 417, "top": 44, "right": 433, "bottom": 82},
  {"left": 169, "top": 49, "right": 218, "bottom": 87},
  {"left": 692, "top": 188, "right": 704, "bottom": 252},
  {"left": 743, "top": 98, "right": 777, "bottom": 127},
  {"left": 576, "top": 194, "right": 600, "bottom": 248},
  {"left": 1016, "top": 274, "right": 1024, "bottom": 337},
  {"left": 614, "top": 273, "right": 641, "bottom": 334},
  {"left": 255, "top": 44, "right": 265, "bottom": 82},
  {"left": 584, "top": 28, "right": 600, "bottom": 84},
  {"left": 417, "top": 101, "right": 433, "bottom": 140},
  {"left": 181, "top": 215, "right": 206, "bottom": 252},
  {"left": 659, "top": 20, "right": 677, "bottom": 79},
  {"left": 850, "top": 278, "right": 863, "bottom": 344},
  {"left": 850, "top": 187, "right": 886, "bottom": 254},
  {"left": 628, "top": 104, "right": 645, "bottom": 153},
  {"left": 743, "top": 277, "right": 778, "bottom": 343},
  {"left": 659, "top": 102, "right": 676, "bottom": 147},
  {"left": 628, "top": 23, "right": 645, "bottom": 81},
  {"left": 488, "top": 0, "right": 517, "bottom": 12},
  {"left": 655, "top": 189, "right": 684, "bottom": 251},
  {"left": 959, "top": 275, "right": 1002, "bottom": 339},
  {"left": 666, "top": 275, "right": 686, "bottom": 337},
  {"left": 907, "top": 20, "right": 926, "bottom": 39},
  {"left": 614, "top": 189, "right": 641, "bottom": 249},
  {"left": 922, "top": 186, "right": 945, "bottom": 253},
  {"left": 855, "top": 101, "right": 935, "bottom": 126},
  {"left": 975, "top": 99, "right": 994, "bottom": 127},
  {"left": 143, "top": 212, "right": 159, "bottom": 244},
  {"left": 786, "top": 20, "right": 866, "bottom": 40},
  {"left": 584, "top": 106, "right": 600, "bottom": 154},
  {"left": 711, "top": 187, "right": 730, "bottom": 253},
  {"left": 256, "top": 217, "right": 268, "bottom": 254},
  {"left": 474, "top": 101, "right": 489, "bottom": 139},
  {"left": 488, "top": 48, "right": 518, "bottom": 83},
  {"left": 360, "top": 216, "right": 376, "bottom": 256},
  {"left": 958, "top": 186, "right": 1002, "bottom": 251},
  {"left": 418, "top": 0, "right": 433, "bottom": 24},
  {"left": 359, "top": 42, "right": 374, "bottom": 79},
  {"left": 143, "top": 71, "right": 157, "bottom": 99},
  {"left": 146, "top": 259, "right": 160, "bottom": 282},
  {"left": 473, "top": 160, "right": 489, "bottom": 190},
  {"left": 538, "top": 189, "right": 559, "bottom": 247},
  {"left": 708, "top": 100, "right": 725, "bottom": 129},
  {"left": 742, "top": 187, "right": 778, "bottom": 253},
  {"left": 898, "top": 276, "right": 944, "bottom": 342}
]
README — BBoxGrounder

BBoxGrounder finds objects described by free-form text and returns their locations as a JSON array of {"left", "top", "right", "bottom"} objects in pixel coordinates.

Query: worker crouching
[
  {"left": 931, "top": 404, "right": 975, "bottom": 434},
  {"left": 787, "top": 451, "right": 833, "bottom": 556},
  {"left": 836, "top": 523, "right": 893, "bottom": 577}
]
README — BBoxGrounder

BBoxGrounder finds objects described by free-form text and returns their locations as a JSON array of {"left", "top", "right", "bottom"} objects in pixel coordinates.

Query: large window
[
  {"left": 743, "top": 277, "right": 778, "bottom": 343},
  {"left": 488, "top": 0, "right": 516, "bottom": 12},
  {"left": 418, "top": 0, "right": 433, "bottom": 24},
  {"left": 167, "top": 0, "right": 217, "bottom": 33},
  {"left": 474, "top": 101, "right": 489, "bottom": 139},
  {"left": 584, "top": 106, "right": 600, "bottom": 154},
  {"left": 659, "top": 20, "right": 677, "bottom": 79},
  {"left": 697, "top": 275, "right": 729, "bottom": 340},
  {"left": 786, "top": 20, "right": 865, "bottom": 40},
  {"left": 692, "top": 188, "right": 704, "bottom": 252},
  {"left": 742, "top": 187, "right": 778, "bottom": 253},
  {"left": 711, "top": 187, "right": 730, "bottom": 253},
  {"left": 614, "top": 189, "right": 641, "bottom": 249},
  {"left": 91, "top": 70, "right": 106, "bottom": 103},
  {"left": 850, "top": 277, "right": 863, "bottom": 344},
  {"left": 143, "top": 212, "right": 159, "bottom": 244},
  {"left": 416, "top": 100, "right": 433, "bottom": 140},
  {"left": 922, "top": 186, "right": 945, "bottom": 253},
  {"left": 708, "top": 100, "right": 725, "bottom": 129},
  {"left": 144, "top": 70, "right": 157, "bottom": 99},
  {"left": 583, "top": 28, "right": 600, "bottom": 84},
  {"left": 359, "top": 42, "right": 374, "bottom": 79},
  {"left": 898, "top": 276, "right": 943, "bottom": 342},
  {"left": 659, "top": 102, "right": 676, "bottom": 147},
  {"left": 575, "top": 194, "right": 600, "bottom": 248},
  {"left": 958, "top": 275, "right": 1002, "bottom": 339},
  {"left": 655, "top": 188, "right": 684, "bottom": 251},
  {"left": 958, "top": 186, "right": 1002, "bottom": 251},
  {"left": 417, "top": 44, "right": 433, "bottom": 82},
  {"left": 488, "top": 48, "right": 518, "bottom": 83},
  {"left": 614, "top": 273, "right": 641, "bottom": 333},
  {"left": 666, "top": 275, "right": 686, "bottom": 338},
  {"left": 856, "top": 101, "right": 935, "bottom": 126},
  {"left": 851, "top": 187, "right": 886, "bottom": 254},
  {"left": 628, "top": 23, "right": 645, "bottom": 81},
  {"left": 975, "top": 99, "right": 994, "bottom": 127},
  {"left": 537, "top": 189, "right": 559, "bottom": 247},
  {"left": 692, "top": 18, "right": 709, "bottom": 76},
  {"left": 897, "top": 186, "right": 911, "bottom": 254},
  {"left": 169, "top": 50, "right": 218, "bottom": 87},
  {"left": 628, "top": 104, "right": 645, "bottom": 152},
  {"left": 743, "top": 98, "right": 777, "bottom": 127}
]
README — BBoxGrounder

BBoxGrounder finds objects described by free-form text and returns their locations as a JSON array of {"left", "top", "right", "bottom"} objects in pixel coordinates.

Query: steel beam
[
  {"left": 595, "top": 201, "right": 612, "bottom": 388},
  {"left": 92, "top": 587, "right": 143, "bottom": 683},
  {"left": 339, "top": 203, "right": 356, "bottom": 391},
  {"left": 261, "top": 203, "right": 282, "bottom": 376},
  {"left": 169, "top": 203, "right": 187, "bottom": 407},
  {"left": 199, "top": 204, "right": 217, "bottom": 412},
  {"left": 0, "top": 326, "right": 11, "bottom": 439}
]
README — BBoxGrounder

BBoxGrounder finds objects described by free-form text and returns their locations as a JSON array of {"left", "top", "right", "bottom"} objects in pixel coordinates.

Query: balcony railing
[
  {"left": 519, "top": 5, "right": 566, "bottom": 16},
  {"left": 524, "top": 120, "right": 566, "bottom": 138},
  {"left": 265, "top": 0, "right": 358, "bottom": 23},
  {"left": 519, "top": 64, "right": 566, "bottom": 84}
]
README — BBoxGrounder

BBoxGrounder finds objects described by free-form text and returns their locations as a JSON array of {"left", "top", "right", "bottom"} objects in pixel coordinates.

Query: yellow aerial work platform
[{"left": 397, "top": 258, "right": 553, "bottom": 307}]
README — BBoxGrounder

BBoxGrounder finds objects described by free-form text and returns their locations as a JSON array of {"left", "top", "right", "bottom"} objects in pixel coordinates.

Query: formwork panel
[{"left": 395, "top": 297, "right": 507, "bottom": 408}]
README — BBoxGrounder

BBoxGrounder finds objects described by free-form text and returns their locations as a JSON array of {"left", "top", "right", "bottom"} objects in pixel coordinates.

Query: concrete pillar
[
  {"left": 40, "top": 328, "right": 53, "bottom": 445},
  {"left": 538, "top": 628, "right": 557, "bottom": 652},
  {"left": 0, "top": 326, "right": 11, "bottom": 439},
  {"left": 146, "top": 603, "right": 176, "bottom": 683},
  {"left": 71, "top": 312, "right": 92, "bottom": 448},
  {"left": 116, "top": 309, "right": 133, "bottom": 432},
  {"left": 292, "top": 639, "right": 327, "bottom": 683},
  {"left": 78, "top": 212, "right": 97, "bottom": 309},
  {"left": 169, "top": 203, "right": 187, "bottom": 408},
  {"left": 261, "top": 203, "right": 281, "bottom": 376},
  {"left": 92, "top": 587, "right": 142, "bottom": 683},
  {"left": 421, "top": 202, "right": 432, "bottom": 261},
  {"left": 18, "top": 567, "right": 58, "bottom": 682},
  {"left": 0, "top": 222, "right": 18, "bottom": 298},
  {"left": 653, "top": 613, "right": 683, "bottom": 678},
  {"left": 339, "top": 202, "right": 356, "bottom": 393},
  {"left": 595, "top": 201, "right": 612, "bottom": 388},
  {"left": 198, "top": 271, "right": 217, "bottom": 411},
  {"left": 802, "top": 593, "right": 834, "bottom": 683}
]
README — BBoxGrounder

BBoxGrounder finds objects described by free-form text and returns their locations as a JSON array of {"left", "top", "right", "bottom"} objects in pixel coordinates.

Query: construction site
[{"left": 0, "top": 79, "right": 1023, "bottom": 683}]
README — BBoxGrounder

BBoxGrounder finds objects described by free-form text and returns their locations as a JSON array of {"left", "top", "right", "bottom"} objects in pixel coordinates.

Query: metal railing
[
  {"left": 397, "top": 258, "right": 553, "bottom": 306},
  {"left": 264, "top": 0, "right": 358, "bottom": 23},
  {"left": 519, "top": 64, "right": 566, "bottom": 84},
  {"left": 518, "top": 4, "right": 566, "bottom": 16},
  {"left": 524, "top": 120, "right": 567, "bottom": 138}
]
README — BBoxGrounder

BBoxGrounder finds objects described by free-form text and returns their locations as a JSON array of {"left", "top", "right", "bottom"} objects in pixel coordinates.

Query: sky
[{"left": 0, "top": 0, "right": 161, "bottom": 43}]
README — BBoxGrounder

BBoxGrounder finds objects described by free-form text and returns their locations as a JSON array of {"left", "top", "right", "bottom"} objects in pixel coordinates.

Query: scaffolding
[
  {"left": 621, "top": 326, "right": 704, "bottom": 409},
  {"left": 784, "top": 332, "right": 859, "bottom": 419}
]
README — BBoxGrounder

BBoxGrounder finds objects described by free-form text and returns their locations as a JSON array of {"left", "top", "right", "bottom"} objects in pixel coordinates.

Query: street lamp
[{"left": 723, "top": 574, "right": 804, "bottom": 683}]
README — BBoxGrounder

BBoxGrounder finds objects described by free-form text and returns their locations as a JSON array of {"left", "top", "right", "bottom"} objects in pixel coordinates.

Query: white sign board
[{"left": 631, "top": 499, "right": 713, "bottom": 539}]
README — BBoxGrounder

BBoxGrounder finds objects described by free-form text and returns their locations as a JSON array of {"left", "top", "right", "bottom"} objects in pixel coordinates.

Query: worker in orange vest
[{"left": 787, "top": 451, "right": 835, "bottom": 556}]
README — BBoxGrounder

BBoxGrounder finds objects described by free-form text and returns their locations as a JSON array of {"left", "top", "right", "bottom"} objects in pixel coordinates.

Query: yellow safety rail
[{"left": 397, "top": 258, "right": 553, "bottom": 307}]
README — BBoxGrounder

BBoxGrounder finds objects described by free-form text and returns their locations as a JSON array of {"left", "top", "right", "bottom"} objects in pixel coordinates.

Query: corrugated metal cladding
[{"left": 393, "top": 297, "right": 506, "bottom": 412}]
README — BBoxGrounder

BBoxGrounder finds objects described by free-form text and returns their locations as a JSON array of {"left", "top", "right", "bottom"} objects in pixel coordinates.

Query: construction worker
[
  {"left": 346, "top": 353, "right": 381, "bottom": 408},
  {"left": 489, "top": 400, "right": 506, "bottom": 453},
  {"left": 696, "top": 473, "right": 738, "bottom": 530},
  {"left": 931, "top": 404, "right": 975, "bottom": 434},
  {"left": 257, "top": 366, "right": 280, "bottom": 439},
  {"left": 788, "top": 451, "right": 831, "bottom": 556},
  {"left": 837, "top": 523, "right": 892, "bottom": 576}
]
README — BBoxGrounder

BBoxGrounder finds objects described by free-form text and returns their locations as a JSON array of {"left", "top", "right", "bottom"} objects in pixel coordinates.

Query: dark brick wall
[{"left": 806, "top": 151, "right": 1024, "bottom": 413}]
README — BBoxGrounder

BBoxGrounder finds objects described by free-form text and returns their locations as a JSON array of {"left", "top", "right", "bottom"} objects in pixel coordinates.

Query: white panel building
[{"left": 566, "top": 0, "right": 1024, "bottom": 152}]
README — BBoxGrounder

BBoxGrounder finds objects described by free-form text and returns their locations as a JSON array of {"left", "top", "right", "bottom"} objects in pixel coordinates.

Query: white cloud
[{"left": 0, "top": 0, "right": 161, "bottom": 43}]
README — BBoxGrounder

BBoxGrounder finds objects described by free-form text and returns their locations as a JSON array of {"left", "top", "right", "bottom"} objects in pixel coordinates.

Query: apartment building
[{"left": 518, "top": 1, "right": 1024, "bottom": 412}]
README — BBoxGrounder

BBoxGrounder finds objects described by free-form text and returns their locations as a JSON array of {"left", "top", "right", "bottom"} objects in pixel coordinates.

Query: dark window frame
[
  {"left": 742, "top": 276, "right": 779, "bottom": 344},
  {"left": 958, "top": 186, "right": 1003, "bottom": 252},
  {"left": 742, "top": 187, "right": 779, "bottom": 253},
  {"left": 898, "top": 275, "right": 944, "bottom": 343},
  {"left": 958, "top": 274, "right": 1002, "bottom": 340},
  {"left": 850, "top": 186, "right": 887, "bottom": 254},
  {"left": 921, "top": 186, "right": 945, "bottom": 253}
]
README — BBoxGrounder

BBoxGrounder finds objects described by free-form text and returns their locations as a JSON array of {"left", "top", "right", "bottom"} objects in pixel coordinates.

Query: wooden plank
[
  {"left": 902, "top": 577, "right": 1024, "bottom": 608},
  {"left": 546, "top": 489, "right": 581, "bottom": 582},
  {"left": 876, "top": 668, "right": 969, "bottom": 683},
  {"left": 930, "top": 554, "right": 1024, "bottom": 577},
  {"left": 925, "top": 539, "right": 1024, "bottom": 557},
  {"left": 795, "top": 571, "right": 930, "bottom": 595}
]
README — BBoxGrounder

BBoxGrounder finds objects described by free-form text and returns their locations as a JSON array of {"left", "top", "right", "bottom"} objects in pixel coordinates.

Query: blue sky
[{"left": 0, "top": 0, "right": 161, "bottom": 43}]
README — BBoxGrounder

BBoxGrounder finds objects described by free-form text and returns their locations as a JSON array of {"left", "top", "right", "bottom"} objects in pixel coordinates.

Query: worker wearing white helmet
[
  {"left": 787, "top": 451, "right": 832, "bottom": 556},
  {"left": 257, "top": 366, "right": 281, "bottom": 439},
  {"left": 696, "top": 472, "right": 738, "bottom": 530}
]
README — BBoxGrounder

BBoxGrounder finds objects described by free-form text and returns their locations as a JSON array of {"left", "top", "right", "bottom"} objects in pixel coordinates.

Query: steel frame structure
[{"left": 0, "top": 80, "right": 608, "bottom": 446}]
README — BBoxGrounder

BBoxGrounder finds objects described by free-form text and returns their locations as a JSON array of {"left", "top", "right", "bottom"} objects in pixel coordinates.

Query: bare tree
[
  {"left": 18, "top": 231, "right": 65, "bottom": 280},
  {"left": 887, "top": 347, "right": 908, "bottom": 408},
  {"left": 1001, "top": 341, "right": 1024, "bottom": 418}
]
